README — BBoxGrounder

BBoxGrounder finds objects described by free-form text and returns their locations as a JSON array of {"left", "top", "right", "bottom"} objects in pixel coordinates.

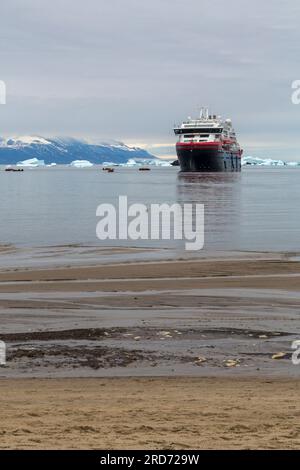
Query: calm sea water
[{"left": 0, "top": 166, "right": 299, "bottom": 252}]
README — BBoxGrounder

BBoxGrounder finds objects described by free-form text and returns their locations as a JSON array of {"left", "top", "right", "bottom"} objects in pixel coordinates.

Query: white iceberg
[
  {"left": 17, "top": 158, "right": 45, "bottom": 167},
  {"left": 122, "top": 158, "right": 172, "bottom": 167},
  {"left": 123, "top": 158, "right": 138, "bottom": 167},
  {"left": 70, "top": 160, "right": 93, "bottom": 168},
  {"left": 242, "top": 156, "right": 286, "bottom": 166},
  {"left": 102, "top": 161, "right": 119, "bottom": 167}
]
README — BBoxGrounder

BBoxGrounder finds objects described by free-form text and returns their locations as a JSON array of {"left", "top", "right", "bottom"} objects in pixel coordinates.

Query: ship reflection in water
[{"left": 177, "top": 172, "right": 242, "bottom": 251}]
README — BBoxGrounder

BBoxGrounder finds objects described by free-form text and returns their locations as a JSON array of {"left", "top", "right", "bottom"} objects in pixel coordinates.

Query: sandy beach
[
  {"left": 0, "top": 377, "right": 299, "bottom": 449},
  {"left": 0, "top": 246, "right": 299, "bottom": 448}
]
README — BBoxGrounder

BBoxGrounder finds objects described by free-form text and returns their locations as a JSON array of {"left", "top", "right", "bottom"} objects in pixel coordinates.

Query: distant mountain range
[{"left": 0, "top": 136, "right": 156, "bottom": 164}]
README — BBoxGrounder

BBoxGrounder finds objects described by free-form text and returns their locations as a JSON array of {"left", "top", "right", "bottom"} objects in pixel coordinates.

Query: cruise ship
[{"left": 174, "top": 108, "right": 243, "bottom": 172}]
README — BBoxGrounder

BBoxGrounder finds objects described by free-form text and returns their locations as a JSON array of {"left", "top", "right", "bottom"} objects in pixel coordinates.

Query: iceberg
[
  {"left": 122, "top": 158, "right": 172, "bottom": 167},
  {"left": 70, "top": 160, "right": 93, "bottom": 168},
  {"left": 16, "top": 158, "right": 45, "bottom": 167},
  {"left": 242, "top": 156, "right": 286, "bottom": 166},
  {"left": 102, "top": 161, "right": 120, "bottom": 167}
]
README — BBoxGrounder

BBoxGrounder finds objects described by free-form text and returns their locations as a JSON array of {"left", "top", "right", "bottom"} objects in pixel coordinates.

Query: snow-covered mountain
[{"left": 0, "top": 136, "right": 156, "bottom": 165}]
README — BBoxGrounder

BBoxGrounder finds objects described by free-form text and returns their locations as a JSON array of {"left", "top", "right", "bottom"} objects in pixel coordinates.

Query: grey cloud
[{"left": 0, "top": 0, "right": 300, "bottom": 158}]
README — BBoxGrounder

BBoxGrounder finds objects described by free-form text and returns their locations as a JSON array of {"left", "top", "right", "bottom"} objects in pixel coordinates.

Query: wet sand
[
  {"left": 0, "top": 248, "right": 300, "bottom": 377},
  {"left": 0, "top": 247, "right": 300, "bottom": 377},
  {"left": 0, "top": 246, "right": 299, "bottom": 449}
]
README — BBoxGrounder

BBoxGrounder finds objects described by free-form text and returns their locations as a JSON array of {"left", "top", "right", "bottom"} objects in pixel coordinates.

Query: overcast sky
[{"left": 1, "top": 0, "right": 300, "bottom": 159}]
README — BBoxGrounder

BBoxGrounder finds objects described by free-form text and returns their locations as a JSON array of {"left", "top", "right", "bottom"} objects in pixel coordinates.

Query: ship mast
[{"left": 199, "top": 107, "right": 209, "bottom": 120}]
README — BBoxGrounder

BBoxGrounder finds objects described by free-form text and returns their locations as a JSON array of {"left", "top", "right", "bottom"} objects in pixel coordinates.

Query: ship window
[
  {"left": 177, "top": 128, "right": 223, "bottom": 135},
  {"left": 184, "top": 134, "right": 195, "bottom": 138}
]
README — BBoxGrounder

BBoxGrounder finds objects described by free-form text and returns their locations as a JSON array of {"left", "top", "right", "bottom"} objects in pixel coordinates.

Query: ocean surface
[{"left": 0, "top": 166, "right": 299, "bottom": 253}]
